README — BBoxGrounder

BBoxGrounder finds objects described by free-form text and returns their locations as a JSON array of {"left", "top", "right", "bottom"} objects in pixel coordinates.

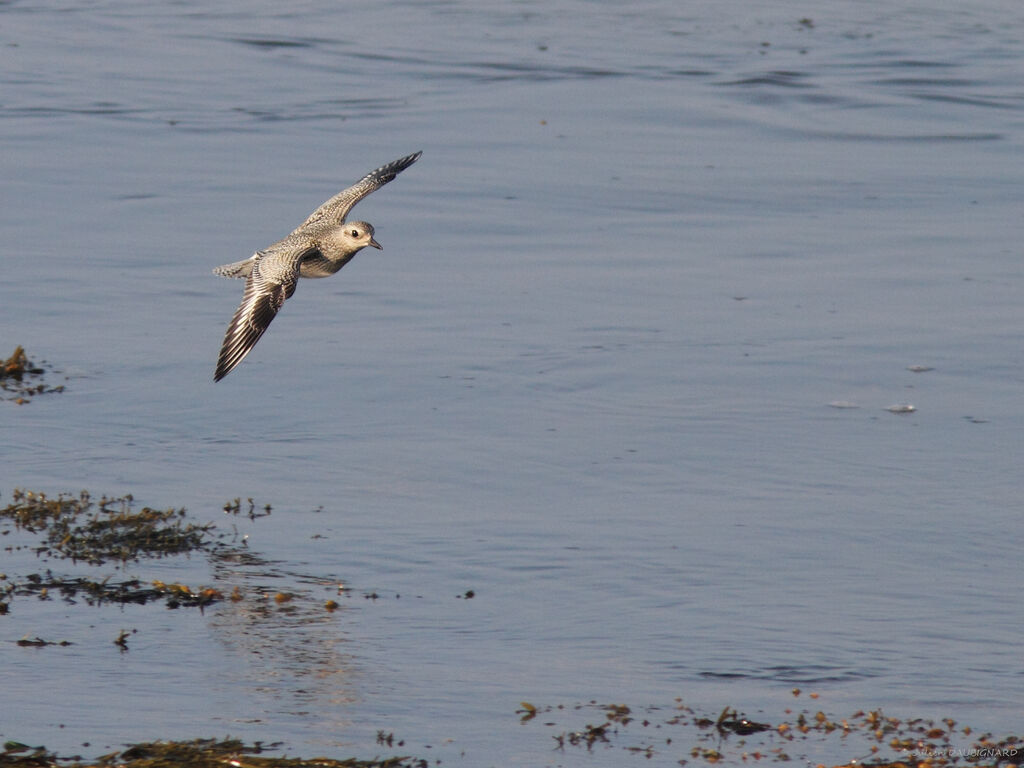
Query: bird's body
[{"left": 213, "top": 151, "right": 421, "bottom": 381}]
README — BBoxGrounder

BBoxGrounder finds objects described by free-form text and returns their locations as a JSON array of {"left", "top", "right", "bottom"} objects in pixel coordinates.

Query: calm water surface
[{"left": 2, "top": 1, "right": 1023, "bottom": 765}]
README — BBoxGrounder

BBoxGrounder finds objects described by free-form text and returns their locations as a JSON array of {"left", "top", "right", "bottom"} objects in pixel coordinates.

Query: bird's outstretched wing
[
  {"left": 294, "top": 151, "right": 422, "bottom": 232},
  {"left": 212, "top": 254, "right": 257, "bottom": 279},
  {"left": 214, "top": 247, "right": 314, "bottom": 381}
]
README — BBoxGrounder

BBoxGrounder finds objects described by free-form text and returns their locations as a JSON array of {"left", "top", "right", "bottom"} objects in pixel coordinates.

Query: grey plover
[{"left": 213, "top": 151, "right": 421, "bottom": 381}]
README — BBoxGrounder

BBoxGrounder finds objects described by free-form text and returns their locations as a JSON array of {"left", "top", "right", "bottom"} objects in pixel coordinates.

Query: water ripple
[
  {"left": 228, "top": 36, "right": 323, "bottom": 49},
  {"left": 722, "top": 70, "right": 815, "bottom": 88},
  {"left": 699, "top": 665, "right": 880, "bottom": 684}
]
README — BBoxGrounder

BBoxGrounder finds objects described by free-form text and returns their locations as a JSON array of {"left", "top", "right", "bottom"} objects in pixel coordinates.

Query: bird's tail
[{"left": 212, "top": 255, "right": 257, "bottom": 278}]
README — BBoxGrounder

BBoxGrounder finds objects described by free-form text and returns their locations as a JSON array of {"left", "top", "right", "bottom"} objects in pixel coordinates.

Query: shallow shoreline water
[{"left": 3, "top": 1, "right": 1024, "bottom": 765}]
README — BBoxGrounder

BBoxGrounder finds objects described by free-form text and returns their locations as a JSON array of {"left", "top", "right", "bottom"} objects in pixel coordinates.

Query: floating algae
[
  {"left": 2, "top": 571, "right": 224, "bottom": 611},
  {"left": 1, "top": 490, "right": 213, "bottom": 566},
  {"left": 522, "top": 698, "right": 1023, "bottom": 767},
  {"left": 222, "top": 496, "right": 273, "bottom": 520},
  {"left": 0, "top": 490, "right": 225, "bottom": 614},
  {"left": 0, "top": 739, "right": 422, "bottom": 768},
  {"left": 0, "top": 346, "right": 64, "bottom": 404}
]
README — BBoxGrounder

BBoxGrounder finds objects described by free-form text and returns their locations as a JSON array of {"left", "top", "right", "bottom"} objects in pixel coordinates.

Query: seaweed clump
[
  {"left": 1, "top": 490, "right": 213, "bottom": 566},
  {"left": 523, "top": 698, "right": 1023, "bottom": 766},
  {"left": 1, "top": 346, "right": 64, "bottom": 404},
  {"left": 2, "top": 571, "right": 224, "bottom": 612},
  {"left": 0, "top": 738, "right": 423, "bottom": 768},
  {"left": 0, "top": 490, "right": 224, "bottom": 614}
]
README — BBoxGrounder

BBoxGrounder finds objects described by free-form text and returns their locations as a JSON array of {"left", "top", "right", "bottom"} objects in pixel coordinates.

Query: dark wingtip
[
  {"left": 214, "top": 351, "right": 238, "bottom": 381},
  {"left": 396, "top": 151, "right": 422, "bottom": 171},
  {"left": 377, "top": 151, "right": 422, "bottom": 185},
  {"left": 214, "top": 350, "right": 244, "bottom": 382}
]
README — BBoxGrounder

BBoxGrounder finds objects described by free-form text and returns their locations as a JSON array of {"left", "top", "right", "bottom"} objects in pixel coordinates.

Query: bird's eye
[{"left": 350, "top": 229, "right": 359, "bottom": 237}]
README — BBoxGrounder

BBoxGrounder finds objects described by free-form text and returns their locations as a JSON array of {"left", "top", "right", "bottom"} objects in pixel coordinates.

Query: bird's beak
[{"left": 368, "top": 237, "right": 382, "bottom": 250}]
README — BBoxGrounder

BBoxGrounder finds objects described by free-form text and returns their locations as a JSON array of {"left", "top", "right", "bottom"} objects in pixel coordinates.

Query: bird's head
[{"left": 340, "top": 221, "right": 382, "bottom": 251}]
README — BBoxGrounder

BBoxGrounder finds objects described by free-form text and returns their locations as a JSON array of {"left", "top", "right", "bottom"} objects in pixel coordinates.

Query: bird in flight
[{"left": 212, "top": 151, "right": 422, "bottom": 381}]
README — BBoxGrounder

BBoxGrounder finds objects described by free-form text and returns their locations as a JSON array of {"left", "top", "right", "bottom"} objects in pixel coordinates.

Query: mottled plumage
[{"left": 213, "top": 151, "right": 421, "bottom": 381}]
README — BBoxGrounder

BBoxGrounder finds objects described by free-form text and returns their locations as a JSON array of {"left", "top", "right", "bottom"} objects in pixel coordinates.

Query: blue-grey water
[{"left": 2, "top": 0, "right": 1023, "bottom": 765}]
